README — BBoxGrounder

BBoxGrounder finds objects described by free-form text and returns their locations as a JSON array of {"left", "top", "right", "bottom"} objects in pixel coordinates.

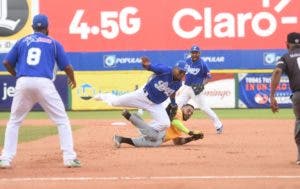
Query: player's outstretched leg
[
  {"left": 121, "top": 109, "right": 165, "bottom": 147},
  {"left": 113, "top": 135, "right": 135, "bottom": 148},
  {"left": 122, "top": 109, "right": 132, "bottom": 120},
  {"left": 122, "top": 110, "right": 160, "bottom": 139}
]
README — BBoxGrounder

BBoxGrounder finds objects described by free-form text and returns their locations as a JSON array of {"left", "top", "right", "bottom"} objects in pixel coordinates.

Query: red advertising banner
[{"left": 39, "top": 0, "right": 299, "bottom": 52}]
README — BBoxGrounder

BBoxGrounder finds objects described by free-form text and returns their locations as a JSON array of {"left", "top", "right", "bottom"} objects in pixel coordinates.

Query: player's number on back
[{"left": 27, "top": 48, "right": 41, "bottom": 66}]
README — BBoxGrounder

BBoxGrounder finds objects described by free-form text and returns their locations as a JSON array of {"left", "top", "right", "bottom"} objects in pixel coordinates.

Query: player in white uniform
[
  {"left": 94, "top": 57, "right": 187, "bottom": 147},
  {"left": 176, "top": 46, "right": 223, "bottom": 134},
  {"left": 0, "top": 14, "right": 80, "bottom": 168}
]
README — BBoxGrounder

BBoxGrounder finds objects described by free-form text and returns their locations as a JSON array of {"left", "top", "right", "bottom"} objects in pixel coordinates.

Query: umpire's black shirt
[{"left": 276, "top": 45, "right": 300, "bottom": 93}]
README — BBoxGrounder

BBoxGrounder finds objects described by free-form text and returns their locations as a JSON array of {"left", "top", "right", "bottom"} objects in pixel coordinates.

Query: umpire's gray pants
[
  {"left": 129, "top": 113, "right": 166, "bottom": 147},
  {"left": 291, "top": 92, "right": 300, "bottom": 161}
]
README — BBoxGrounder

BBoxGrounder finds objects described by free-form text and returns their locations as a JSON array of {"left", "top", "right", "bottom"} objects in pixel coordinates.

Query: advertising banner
[
  {"left": 38, "top": 0, "right": 299, "bottom": 71},
  {"left": 175, "top": 73, "right": 235, "bottom": 109},
  {"left": 38, "top": 0, "right": 299, "bottom": 51},
  {"left": 0, "top": 75, "right": 69, "bottom": 110},
  {"left": 200, "top": 74, "right": 235, "bottom": 108},
  {"left": 1, "top": 0, "right": 299, "bottom": 71},
  {"left": 64, "top": 49, "right": 286, "bottom": 71},
  {"left": 0, "top": 75, "right": 16, "bottom": 110},
  {"left": 71, "top": 71, "right": 152, "bottom": 110},
  {"left": 72, "top": 72, "right": 235, "bottom": 110},
  {"left": 238, "top": 73, "right": 292, "bottom": 108},
  {"left": 0, "top": 49, "right": 287, "bottom": 71}
]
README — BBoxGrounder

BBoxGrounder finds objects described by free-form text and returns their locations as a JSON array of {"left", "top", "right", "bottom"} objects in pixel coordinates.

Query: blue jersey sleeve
[
  {"left": 54, "top": 41, "right": 70, "bottom": 70},
  {"left": 148, "top": 64, "right": 170, "bottom": 74},
  {"left": 4, "top": 41, "right": 20, "bottom": 67},
  {"left": 203, "top": 63, "right": 212, "bottom": 79}
]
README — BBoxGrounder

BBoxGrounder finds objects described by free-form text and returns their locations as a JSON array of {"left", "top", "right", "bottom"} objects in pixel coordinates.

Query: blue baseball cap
[
  {"left": 190, "top": 45, "right": 201, "bottom": 53},
  {"left": 175, "top": 60, "right": 187, "bottom": 72},
  {"left": 32, "top": 14, "right": 48, "bottom": 29}
]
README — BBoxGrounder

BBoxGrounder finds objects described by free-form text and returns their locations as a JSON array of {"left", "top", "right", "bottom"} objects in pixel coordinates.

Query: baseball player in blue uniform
[
  {"left": 94, "top": 57, "right": 186, "bottom": 147},
  {"left": 176, "top": 45, "right": 223, "bottom": 134},
  {"left": 0, "top": 14, "right": 80, "bottom": 168}
]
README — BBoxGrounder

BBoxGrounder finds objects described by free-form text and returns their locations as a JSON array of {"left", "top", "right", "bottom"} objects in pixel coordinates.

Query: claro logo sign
[{"left": 172, "top": 0, "right": 298, "bottom": 39}]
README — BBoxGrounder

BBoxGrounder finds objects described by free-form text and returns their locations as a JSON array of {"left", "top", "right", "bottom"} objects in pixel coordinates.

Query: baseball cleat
[
  {"left": 0, "top": 160, "right": 11, "bottom": 169},
  {"left": 198, "top": 132, "right": 204, "bottom": 139},
  {"left": 216, "top": 125, "right": 223, "bottom": 134},
  {"left": 122, "top": 109, "right": 131, "bottom": 120},
  {"left": 64, "top": 159, "right": 81, "bottom": 168},
  {"left": 113, "top": 135, "right": 122, "bottom": 148}
]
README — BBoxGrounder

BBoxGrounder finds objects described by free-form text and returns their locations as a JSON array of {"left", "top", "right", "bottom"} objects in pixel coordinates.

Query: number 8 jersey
[{"left": 4, "top": 32, "right": 70, "bottom": 80}]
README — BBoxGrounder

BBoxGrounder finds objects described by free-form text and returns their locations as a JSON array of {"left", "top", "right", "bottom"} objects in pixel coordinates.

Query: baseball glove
[
  {"left": 191, "top": 84, "right": 204, "bottom": 95},
  {"left": 165, "top": 103, "right": 178, "bottom": 120},
  {"left": 188, "top": 130, "right": 204, "bottom": 140}
]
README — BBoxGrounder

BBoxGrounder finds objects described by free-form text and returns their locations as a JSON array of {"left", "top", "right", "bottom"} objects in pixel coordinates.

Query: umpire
[{"left": 270, "top": 32, "right": 300, "bottom": 165}]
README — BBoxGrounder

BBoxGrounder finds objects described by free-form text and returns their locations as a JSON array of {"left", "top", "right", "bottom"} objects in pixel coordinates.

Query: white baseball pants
[
  {"left": 0, "top": 77, "right": 77, "bottom": 163},
  {"left": 100, "top": 88, "right": 170, "bottom": 131},
  {"left": 176, "top": 85, "right": 223, "bottom": 129},
  {"left": 129, "top": 113, "right": 166, "bottom": 147}
]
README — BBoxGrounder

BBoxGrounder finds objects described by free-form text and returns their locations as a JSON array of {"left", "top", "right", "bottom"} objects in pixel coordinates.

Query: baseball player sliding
[
  {"left": 164, "top": 103, "right": 203, "bottom": 145},
  {"left": 93, "top": 57, "right": 186, "bottom": 147},
  {"left": 113, "top": 104, "right": 204, "bottom": 148},
  {"left": 176, "top": 45, "right": 223, "bottom": 134}
]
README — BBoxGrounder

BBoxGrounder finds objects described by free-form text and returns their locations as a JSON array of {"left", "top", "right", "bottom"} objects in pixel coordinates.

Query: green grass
[
  {"left": 202, "top": 108, "right": 294, "bottom": 119},
  {"left": 0, "top": 108, "right": 295, "bottom": 120},
  {"left": 0, "top": 126, "right": 81, "bottom": 146},
  {"left": 0, "top": 111, "right": 124, "bottom": 119}
]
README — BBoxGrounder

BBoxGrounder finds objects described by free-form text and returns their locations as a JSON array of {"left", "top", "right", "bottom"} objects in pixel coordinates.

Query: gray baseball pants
[
  {"left": 291, "top": 92, "right": 300, "bottom": 161},
  {"left": 129, "top": 113, "right": 166, "bottom": 147}
]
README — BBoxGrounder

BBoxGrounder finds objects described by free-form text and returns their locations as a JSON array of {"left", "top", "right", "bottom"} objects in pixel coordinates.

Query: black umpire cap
[{"left": 287, "top": 32, "right": 300, "bottom": 44}]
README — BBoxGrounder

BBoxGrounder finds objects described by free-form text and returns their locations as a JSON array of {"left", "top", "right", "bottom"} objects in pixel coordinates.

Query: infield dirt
[{"left": 0, "top": 118, "right": 299, "bottom": 189}]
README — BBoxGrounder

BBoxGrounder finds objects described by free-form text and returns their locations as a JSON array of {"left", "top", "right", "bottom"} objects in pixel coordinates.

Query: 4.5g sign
[{"left": 69, "top": 7, "right": 141, "bottom": 39}]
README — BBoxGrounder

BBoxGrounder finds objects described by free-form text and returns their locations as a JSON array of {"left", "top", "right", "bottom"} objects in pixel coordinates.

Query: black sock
[
  {"left": 120, "top": 137, "right": 135, "bottom": 146},
  {"left": 122, "top": 111, "right": 131, "bottom": 120}
]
